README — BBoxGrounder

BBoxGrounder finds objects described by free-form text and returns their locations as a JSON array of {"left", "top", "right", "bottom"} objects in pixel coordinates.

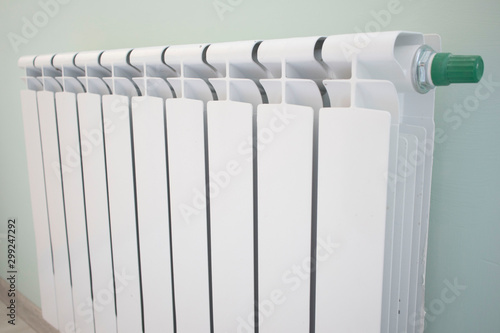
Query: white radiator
[{"left": 18, "top": 31, "right": 483, "bottom": 333}]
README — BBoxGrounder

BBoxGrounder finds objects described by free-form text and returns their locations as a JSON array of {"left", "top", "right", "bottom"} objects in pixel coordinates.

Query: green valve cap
[{"left": 431, "top": 53, "right": 484, "bottom": 86}]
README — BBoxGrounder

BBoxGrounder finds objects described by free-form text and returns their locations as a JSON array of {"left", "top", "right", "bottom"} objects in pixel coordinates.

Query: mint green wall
[{"left": 0, "top": 0, "right": 498, "bottom": 332}]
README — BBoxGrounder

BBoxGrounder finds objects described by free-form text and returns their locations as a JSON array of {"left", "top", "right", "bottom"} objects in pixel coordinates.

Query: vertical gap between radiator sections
[
  {"left": 206, "top": 80, "right": 219, "bottom": 101},
  {"left": 163, "top": 100, "right": 177, "bottom": 333},
  {"left": 52, "top": 95, "right": 78, "bottom": 325},
  {"left": 35, "top": 80, "right": 57, "bottom": 275},
  {"left": 252, "top": 106, "right": 259, "bottom": 333},
  {"left": 251, "top": 40, "right": 267, "bottom": 333},
  {"left": 203, "top": 107, "right": 215, "bottom": 333},
  {"left": 202, "top": 45, "right": 217, "bottom": 333},
  {"left": 128, "top": 102, "right": 145, "bottom": 332},
  {"left": 252, "top": 41, "right": 271, "bottom": 104},
  {"left": 202, "top": 45, "right": 220, "bottom": 101},
  {"left": 309, "top": 36, "right": 326, "bottom": 333},
  {"left": 161, "top": 47, "right": 178, "bottom": 99},
  {"left": 202, "top": 45, "right": 219, "bottom": 75},
  {"left": 99, "top": 97, "right": 118, "bottom": 317},
  {"left": 53, "top": 99, "right": 74, "bottom": 287},
  {"left": 75, "top": 101, "right": 97, "bottom": 330},
  {"left": 252, "top": 41, "right": 271, "bottom": 79},
  {"left": 315, "top": 37, "right": 331, "bottom": 109},
  {"left": 309, "top": 108, "right": 320, "bottom": 333}
]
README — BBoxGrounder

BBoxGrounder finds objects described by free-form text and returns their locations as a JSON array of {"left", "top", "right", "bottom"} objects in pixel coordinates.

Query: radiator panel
[
  {"left": 37, "top": 91, "right": 76, "bottom": 332},
  {"left": 397, "top": 133, "right": 418, "bottom": 333},
  {"left": 207, "top": 100, "right": 255, "bottom": 332},
  {"left": 165, "top": 98, "right": 212, "bottom": 333},
  {"left": 131, "top": 96, "right": 175, "bottom": 332},
  {"left": 401, "top": 125, "right": 427, "bottom": 333},
  {"left": 55, "top": 92, "right": 95, "bottom": 333},
  {"left": 77, "top": 93, "right": 118, "bottom": 333},
  {"left": 102, "top": 95, "right": 143, "bottom": 333},
  {"left": 315, "top": 107, "right": 391, "bottom": 333},
  {"left": 257, "top": 103, "right": 314, "bottom": 333},
  {"left": 381, "top": 123, "right": 400, "bottom": 333},
  {"left": 20, "top": 90, "right": 59, "bottom": 329},
  {"left": 388, "top": 136, "right": 409, "bottom": 333}
]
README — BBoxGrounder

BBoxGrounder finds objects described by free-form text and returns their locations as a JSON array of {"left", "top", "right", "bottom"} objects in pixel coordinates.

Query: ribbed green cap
[{"left": 431, "top": 53, "right": 484, "bottom": 86}]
